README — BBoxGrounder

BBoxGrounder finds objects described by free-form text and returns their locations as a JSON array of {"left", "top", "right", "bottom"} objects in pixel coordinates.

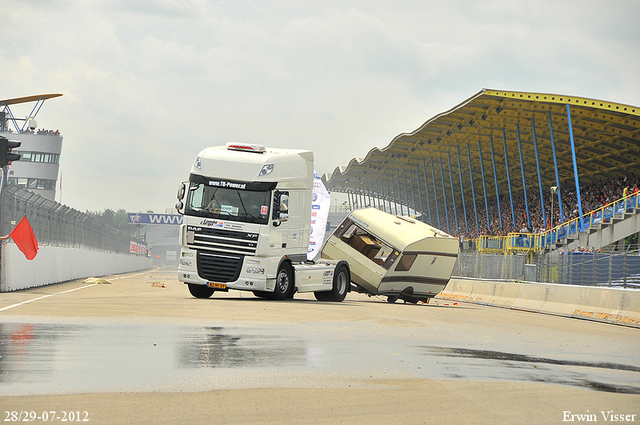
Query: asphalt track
[{"left": 1, "top": 267, "right": 638, "bottom": 424}]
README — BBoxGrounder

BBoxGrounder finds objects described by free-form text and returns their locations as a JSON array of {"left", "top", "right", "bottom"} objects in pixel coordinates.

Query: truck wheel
[
  {"left": 328, "top": 264, "right": 349, "bottom": 302},
  {"left": 314, "top": 291, "right": 331, "bottom": 301},
  {"left": 273, "top": 262, "right": 293, "bottom": 300},
  {"left": 188, "top": 284, "right": 215, "bottom": 299}
]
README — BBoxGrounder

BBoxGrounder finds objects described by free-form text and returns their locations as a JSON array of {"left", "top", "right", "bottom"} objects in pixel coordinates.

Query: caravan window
[
  {"left": 394, "top": 254, "right": 417, "bottom": 272},
  {"left": 335, "top": 219, "right": 398, "bottom": 269}
]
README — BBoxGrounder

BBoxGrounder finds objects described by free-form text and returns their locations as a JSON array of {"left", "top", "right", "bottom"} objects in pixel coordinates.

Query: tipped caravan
[{"left": 321, "top": 208, "right": 459, "bottom": 303}]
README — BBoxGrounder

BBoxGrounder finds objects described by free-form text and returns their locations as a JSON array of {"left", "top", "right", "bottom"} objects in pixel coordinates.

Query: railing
[
  {"left": 0, "top": 184, "right": 146, "bottom": 254},
  {"left": 538, "top": 191, "right": 639, "bottom": 251},
  {"left": 467, "top": 192, "right": 640, "bottom": 255},
  {"left": 477, "top": 235, "right": 506, "bottom": 254}
]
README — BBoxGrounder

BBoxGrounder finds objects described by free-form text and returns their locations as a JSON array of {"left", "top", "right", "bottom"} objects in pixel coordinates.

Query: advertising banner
[
  {"left": 308, "top": 172, "right": 331, "bottom": 260},
  {"left": 128, "top": 213, "right": 183, "bottom": 225}
]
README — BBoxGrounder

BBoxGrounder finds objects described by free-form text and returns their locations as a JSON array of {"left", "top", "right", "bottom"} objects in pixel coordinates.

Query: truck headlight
[
  {"left": 246, "top": 267, "right": 265, "bottom": 275},
  {"left": 180, "top": 259, "right": 192, "bottom": 267}
]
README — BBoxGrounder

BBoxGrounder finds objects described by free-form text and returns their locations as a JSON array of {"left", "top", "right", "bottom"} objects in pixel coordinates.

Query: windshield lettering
[{"left": 185, "top": 182, "right": 271, "bottom": 225}]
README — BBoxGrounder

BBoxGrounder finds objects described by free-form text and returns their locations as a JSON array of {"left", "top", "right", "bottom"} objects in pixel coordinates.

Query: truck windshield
[{"left": 185, "top": 182, "right": 271, "bottom": 225}]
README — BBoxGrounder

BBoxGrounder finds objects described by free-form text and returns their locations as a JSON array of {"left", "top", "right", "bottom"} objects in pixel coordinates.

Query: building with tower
[{"left": 0, "top": 93, "right": 63, "bottom": 201}]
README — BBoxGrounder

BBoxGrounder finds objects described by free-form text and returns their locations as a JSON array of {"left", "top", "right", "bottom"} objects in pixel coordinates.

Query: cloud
[{"left": 1, "top": 0, "right": 639, "bottom": 213}]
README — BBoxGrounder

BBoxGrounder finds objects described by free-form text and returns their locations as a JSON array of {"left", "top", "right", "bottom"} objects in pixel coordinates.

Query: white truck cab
[{"left": 176, "top": 143, "right": 349, "bottom": 301}]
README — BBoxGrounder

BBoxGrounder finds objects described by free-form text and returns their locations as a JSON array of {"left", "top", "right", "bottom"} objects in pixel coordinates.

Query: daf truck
[{"left": 175, "top": 143, "right": 350, "bottom": 301}]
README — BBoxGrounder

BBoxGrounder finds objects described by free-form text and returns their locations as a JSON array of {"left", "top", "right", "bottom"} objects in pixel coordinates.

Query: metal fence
[
  {"left": 536, "top": 251, "right": 640, "bottom": 288},
  {"left": 452, "top": 252, "right": 527, "bottom": 281},
  {"left": 452, "top": 251, "right": 640, "bottom": 288},
  {"left": 0, "top": 184, "right": 145, "bottom": 254}
]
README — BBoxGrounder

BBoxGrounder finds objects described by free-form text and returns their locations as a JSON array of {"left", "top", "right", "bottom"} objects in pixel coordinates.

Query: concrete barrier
[
  {"left": 439, "top": 278, "right": 640, "bottom": 328},
  {"left": 488, "top": 282, "right": 519, "bottom": 307},
  {"left": 572, "top": 286, "right": 635, "bottom": 325},
  {"left": 510, "top": 283, "right": 548, "bottom": 313},
  {"left": 468, "top": 280, "right": 495, "bottom": 303},
  {"left": 441, "top": 279, "right": 473, "bottom": 301},
  {"left": 1, "top": 242, "right": 152, "bottom": 292},
  {"left": 440, "top": 279, "right": 475, "bottom": 301},
  {"left": 542, "top": 284, "right": 584, "bottom": 316}
]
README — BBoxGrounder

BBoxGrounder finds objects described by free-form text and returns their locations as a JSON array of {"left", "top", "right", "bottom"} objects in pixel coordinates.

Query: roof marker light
[{"left": 226, "top": 143, "right": 266, "bottom": 153}]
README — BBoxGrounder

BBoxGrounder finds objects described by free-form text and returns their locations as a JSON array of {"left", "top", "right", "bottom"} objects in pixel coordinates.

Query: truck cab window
[{"left": 185, "top": 182, "right": 270, "bottom": 225}]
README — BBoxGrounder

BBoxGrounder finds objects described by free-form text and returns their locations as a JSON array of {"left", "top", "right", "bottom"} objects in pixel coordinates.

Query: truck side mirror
[
  {"left": 176, "top": 181, "right": 188, "bottom": 214},
  {"left": 272, "top": 191, "right": 289, "bottom": 226}
]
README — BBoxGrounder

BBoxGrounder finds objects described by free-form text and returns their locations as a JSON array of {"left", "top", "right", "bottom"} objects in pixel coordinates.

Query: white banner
[{"left": 308, "top": 172, "right": 331, "bottom": 260}]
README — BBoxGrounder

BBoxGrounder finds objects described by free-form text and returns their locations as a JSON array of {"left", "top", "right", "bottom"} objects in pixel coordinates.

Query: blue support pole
[
  {"left": 431, "top": 158, "right": 441, "bottom": 229},
  {"left": 447, "top": 152, "right": 459, "bottom": 234},
  {"left": 408, "top": 168, "right": 417, "bottom": 218},
  {"left": 383, "top": 179, "right": 390, "bottom": 213},
  {"left": 502, "top": 129, "right": 517, "bottom": 230},
  {"left": 456, "top": 146, "right": 469, "bottom": 233},
  {"left": 371, "top": 182, "right": 377, "bottom": 209},
  {"left": 477, "top": 140, "right": 491, "bottom": 232},
  {"left": 548, "top": 111, "right": 565, "bottom": 222},
  {"left": 403, "top": 169, "right": 411, "bottom": 216},
  {"left": 566, "top": 104, "right": 585, "bottom": 231},
  {"left": 422, "top": 159, "right": 433, "bottom": 225},
  {"left": 516, "top": 124, "right": 531, "bottom": 230},
  {"left": 531, "top": 118, "right": 547, "bottom": 229},
  {"left": 391, "top": 173, "right": 399, "bottom": 215},
  {"left": 467, "top": 144, "right": 480, "bottom": 234},
  {"left": 415, "top": 165, "right": 425, "bottom": 223},
  {"left": 396, "top": 169, "right": 404, "bottom": 216},
  {"left": 489, "top": 135, "right": 503, "bottom": 229},
  {"left": 380, "top": 180, "right": 391, "bottom": 213},
  {"left": 439, "top": 156, "right": 451, "bottom": 234}
]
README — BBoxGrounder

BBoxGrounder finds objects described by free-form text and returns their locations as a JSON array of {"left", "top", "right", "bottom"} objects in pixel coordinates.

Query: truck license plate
[{"left": 208, "top": 282, "right": 227, "bottom": 289}]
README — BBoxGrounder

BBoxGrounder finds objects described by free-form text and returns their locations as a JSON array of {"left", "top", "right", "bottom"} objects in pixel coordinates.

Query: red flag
[{"left": 10, "top": 216, "right": 38, "bottom": 260}]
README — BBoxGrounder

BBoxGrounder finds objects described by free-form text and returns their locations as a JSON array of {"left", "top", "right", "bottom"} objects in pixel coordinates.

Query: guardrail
[
  {"left": 469, "top": 192, "right": 640, "bottom": 255},
  {"left": 0, "top": 184, "right": 146, "bottom": 254},
  {"left": 540, "top": 192, "right": 639, "bottom": 250}
]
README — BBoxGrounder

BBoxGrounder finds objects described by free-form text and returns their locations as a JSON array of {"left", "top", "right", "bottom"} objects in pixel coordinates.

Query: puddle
[
  {"left": 0, "top": 322, "right": 307, "bottom": 395},
  {"left": 1, "top": 322, "right": 638, "bottom": 395},
  {"left": 422, "top": 346, "right": 640, "bottom": 394}
]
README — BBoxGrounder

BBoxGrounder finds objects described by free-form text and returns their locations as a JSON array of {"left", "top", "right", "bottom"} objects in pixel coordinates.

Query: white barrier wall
[
  {"left": 439, "top": 278, "right": 640, "bottom": 328},
  {"left": 0, "top": 242, "right": 152, "bottom": 292}
]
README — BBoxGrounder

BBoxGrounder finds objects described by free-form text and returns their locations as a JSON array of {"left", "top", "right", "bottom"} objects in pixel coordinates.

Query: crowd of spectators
[
  {"left": 36, "top": 128, "right": 60, "bottom": 136},
  {"left": 432, "top": 173, "right": 639, "bottom": 239},
  {"left": 1, "top": 127, "right": 61, "bottom": 136}
]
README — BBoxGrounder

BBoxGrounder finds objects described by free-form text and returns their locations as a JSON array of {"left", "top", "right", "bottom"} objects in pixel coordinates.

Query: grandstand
[{"left": 322, "top": 88, "right": 640, "bottom": 257}]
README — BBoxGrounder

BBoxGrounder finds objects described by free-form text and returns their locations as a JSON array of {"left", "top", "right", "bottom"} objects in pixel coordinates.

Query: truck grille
[
  {"left": 197, "top": 251, "right": 242, "bottom": 282},
  {"left": 188, "top": 226, "right": 258, "bottom": 256}
]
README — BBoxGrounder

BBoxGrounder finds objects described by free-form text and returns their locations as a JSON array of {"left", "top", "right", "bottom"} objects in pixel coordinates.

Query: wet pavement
[{"left": 2, "top": 319, "right": 639, "bottom": 396}]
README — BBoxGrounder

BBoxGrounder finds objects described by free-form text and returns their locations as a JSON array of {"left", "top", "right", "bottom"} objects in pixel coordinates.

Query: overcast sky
[{"left": 1, "top": 0, "right": 639, "bottom": 214}]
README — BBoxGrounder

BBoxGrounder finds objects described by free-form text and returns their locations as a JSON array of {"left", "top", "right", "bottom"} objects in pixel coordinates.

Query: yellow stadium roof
[
  {"left": 322, "top": 88, "right": 640, "bottom": 219},
  {"left": 0, "top": 93, "right": 63, "bottom": 106}
]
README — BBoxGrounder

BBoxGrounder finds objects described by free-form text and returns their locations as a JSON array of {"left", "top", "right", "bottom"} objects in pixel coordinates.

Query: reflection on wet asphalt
[
  {"left": 423, "top": 346, "right": 640, "bottom": 394},
  {"left": 0, "top": 321, "right": 639, "bottom": 395}
]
